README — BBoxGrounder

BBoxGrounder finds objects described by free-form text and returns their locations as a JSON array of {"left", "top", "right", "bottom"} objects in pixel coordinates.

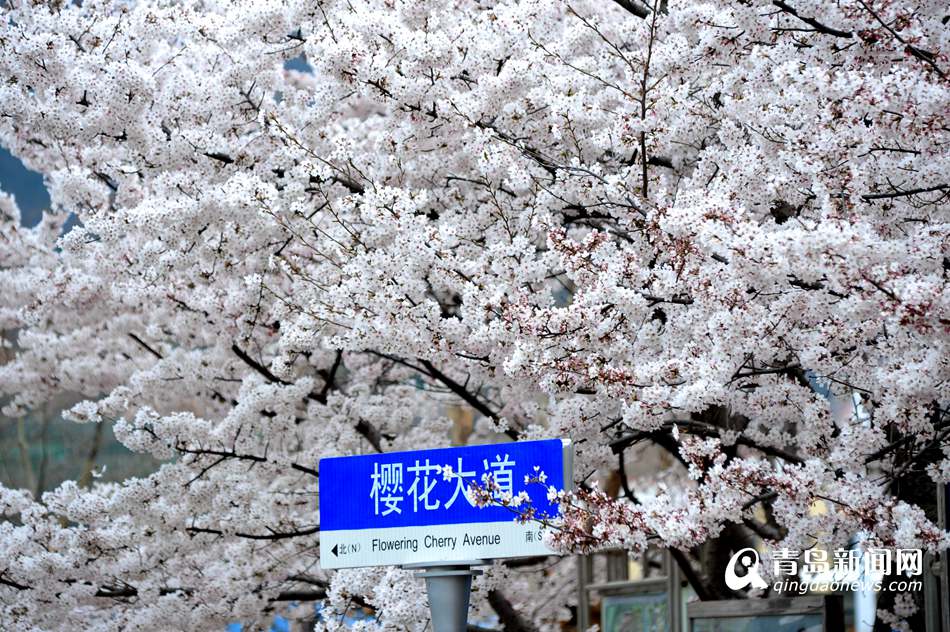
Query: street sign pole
[{"left": 408, "top": 561, "right": 486, "bottom": 632}]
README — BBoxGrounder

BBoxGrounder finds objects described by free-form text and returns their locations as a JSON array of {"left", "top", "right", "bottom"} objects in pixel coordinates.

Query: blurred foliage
[{"left": 0, "top": 395, "right": 162, "bottom": 496}]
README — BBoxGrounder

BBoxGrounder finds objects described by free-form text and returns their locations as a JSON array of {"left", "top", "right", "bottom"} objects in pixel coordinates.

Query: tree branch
[
  {"left": 610, "top": 0, "right": 649, "bottom": 19},
  {"left": 317, "top": 350, "right": 344, "bottom": 403},
  {"left": 771, "top": 1, "right": 853, "bottom": 38},
  {"left": 669, "top": 548, "right": 715, "bottom": 601},
  {"left": 176, "top": 444, "right": 318, "bottom": 478},
  {"left": 488, "top": 589, "right": 538, "bottom": 632},
  {"left": 96, "top": 584, "right": 325, "bottom": 603},
  {"left": 185, "top": 524, "right": 319, "bottom": 541},
  {"left": 129, "top": 332, "right": 164, "bottom": 359},
  {"left": 232, "top": 344, "right": 384, "bottom": 451},
  {"left": 231, "top": 344, "right": 290, "bottom": 386},
  {"left": 418, "top": 359, "right": 519, "bottom": 440},
  {"left": 862, "top": 183, "right": 949, "bottom": 201},
  {"left": 0, "top": 575, "right": 30, "bottom": 591}
]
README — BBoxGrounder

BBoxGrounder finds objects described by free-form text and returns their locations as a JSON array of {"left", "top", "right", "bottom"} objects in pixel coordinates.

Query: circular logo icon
[{"left": 725, "top": 547, "right": 769, "bottom": 590}]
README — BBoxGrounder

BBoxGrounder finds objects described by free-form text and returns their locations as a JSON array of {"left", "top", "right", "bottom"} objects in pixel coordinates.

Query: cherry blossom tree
[{"left": 1, "top": 0, "right": 948, "bottom": 630}]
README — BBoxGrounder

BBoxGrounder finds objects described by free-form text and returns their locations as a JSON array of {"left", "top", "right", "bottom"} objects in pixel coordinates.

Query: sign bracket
[{"left": 406, "top": 560, "right": 488, "bottom": 632}]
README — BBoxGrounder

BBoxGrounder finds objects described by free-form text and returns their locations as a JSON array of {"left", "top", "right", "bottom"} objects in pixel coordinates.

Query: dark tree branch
[
  {"left": 669, "top": 548, "right": 715, "bottom": 601},
  {"left": 610, "top": 0, "right": 650, "bottom": 19},
  {"left": 610, "top": 421, "right": 803, "bottom": 465},
  {"left": 0, "top": 575, "right": 30, "bottom": 591},
  {"left": 332, "top": 175, "right": 365, "bottom": 195},
  {"left": 743, "top": 516, "right": 783, "bottom": 542},
  {"left": 418, "top": 359, "right": 519, "bottom": 440},
  {"left": 176, "top": 444, "right": 319, "bottom": 477},
  {"left": 855, "top": 0, "right": 945, "bottom": 78},
  {"left": 231, "top": 344, "right": 291, "bottom": 386},
  {"left": 863, "top": 183, "right": 949, "bottom": 201},
  {"left": 368, "top": 350, "right": 513, "bottom": 439},
  {"left": 864, "top": 435, "right": 918, "bottom": 464},
  {"left": 129, "top": 332, "right": 164, "bottom": 360},
  {"left": 417, "top": 360, "right": 497, "bottom": 420},
  {"left": 232, "top": 344, "right": 384, "bottom": 451},
  {"left": 316, "top": 350, "right": 344, "bottom": 403},
  {"left": 354, "top": 418, "right": 385, "bottom": 453},
  {"left": 96, "top": 584, "right": 325, "bottom": 603},
  {"left": 488, "top": 589, "right": 538, "bottom": 632},
  {"left": 771, "top": 1, "right": 853, "bottom": 38},
  {"left": 646, "top": 155, "right": 674, "bottom": 169},
  {"left": 96, "top": 585, "right": 193, "bottom": 599},
  {"left": 742, "top": 490, "right": 779, "bottom": 511},
  {"left": 617, "top": 452, "right": 720, "bottom": 600},
  {"left": 269, "top": 590, "right": 325, "bottom": 602},
  {"left": 204, "top": 151, "right": 235, "bottom": 165},
  {"left": 186, "top": 524, "right": 319, "bottom": 541}
]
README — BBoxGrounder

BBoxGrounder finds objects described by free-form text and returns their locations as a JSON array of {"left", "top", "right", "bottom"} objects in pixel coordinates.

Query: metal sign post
[
  {"left": 318, "top": 439, "right": 573, "bottom": 631},
  {"left": 407, "top": 561, "right": 485, "bottom": 632}
]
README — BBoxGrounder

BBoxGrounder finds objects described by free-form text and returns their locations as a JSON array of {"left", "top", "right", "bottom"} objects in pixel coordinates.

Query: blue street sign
[{"left": 319, "top": 439, "right": 572, "bottom": 568}]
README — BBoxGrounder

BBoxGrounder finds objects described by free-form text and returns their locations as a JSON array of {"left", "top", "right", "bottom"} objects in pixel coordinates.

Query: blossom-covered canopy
[{"left": 1, "top": 0, "right": 947, "bottom": 629}]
